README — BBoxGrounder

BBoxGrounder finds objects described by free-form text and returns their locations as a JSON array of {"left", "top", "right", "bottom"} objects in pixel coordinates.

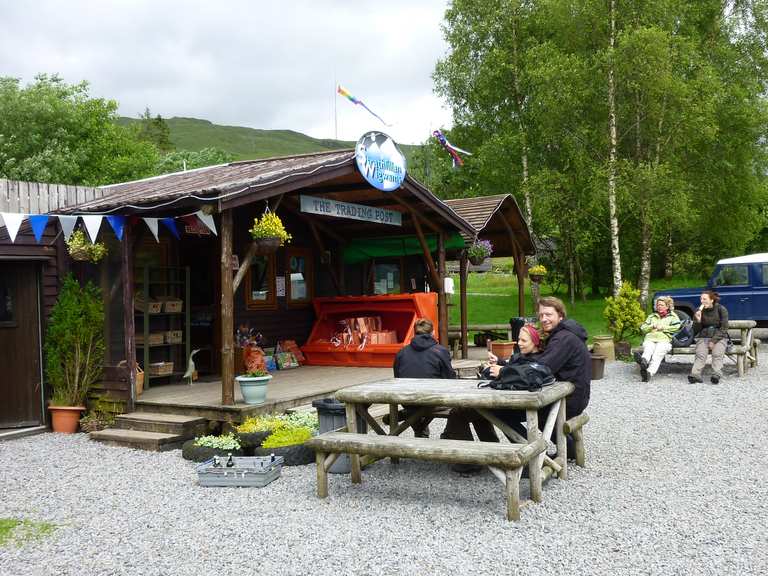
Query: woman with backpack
[
  {"left": 634, "top": 296, "right": 681, "bottom": 382},
  {"left": 689, "top": 291, "right": 729, "bottom": 384}
]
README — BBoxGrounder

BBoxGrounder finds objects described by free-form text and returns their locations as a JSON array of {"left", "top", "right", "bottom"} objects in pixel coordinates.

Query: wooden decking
[{"left": 136, "top": 365, "right": 391, "bottom": 422}]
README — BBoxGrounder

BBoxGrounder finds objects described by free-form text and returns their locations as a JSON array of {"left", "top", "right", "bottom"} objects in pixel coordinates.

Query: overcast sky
[{"left": 0, "top": 0, "right": 454, "bottom": 145}]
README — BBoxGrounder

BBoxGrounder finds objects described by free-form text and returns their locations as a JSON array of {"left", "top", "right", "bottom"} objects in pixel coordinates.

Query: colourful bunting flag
[
  {"left": 0, "top": 212, "right": 24, "bottom": 243},
  {"left": 195, "top": 210, "right": 217, "bottom": 236},
  {"left": 28, "top": 215, "right": 49, "bottom": 243},
  {"left": 81, "top": 215, "right": 103, "bottom": 243},
  {"left": 161, "top": 217, "right": 180, "bottom": 240},
  {"left": 337, "top": 84, "right": 391, "bottom": 126},
  {"left": 106, "top": 215, "right": 126, "bottom": 241},
  {"left": 143, "top": 218, "right": 160, "bottom": 242},
  {"left": 57, "top": 215, "right": 78, "bottom": 241},
  {"left": 433, "top": 130, "right": 472, "bottom": 168}
]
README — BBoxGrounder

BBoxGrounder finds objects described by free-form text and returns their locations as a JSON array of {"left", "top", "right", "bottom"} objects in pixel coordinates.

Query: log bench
[
  {"left": 307, "top": 432, "right": 546, "bottom": 521},
  {"left": 564, "top": 412, "right": 589, "bottom": 468}
]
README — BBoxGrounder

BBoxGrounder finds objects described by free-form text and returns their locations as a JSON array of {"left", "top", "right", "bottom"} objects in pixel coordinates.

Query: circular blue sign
[{"left": 355, "top": 131, "right": 407, "bottom": 192}]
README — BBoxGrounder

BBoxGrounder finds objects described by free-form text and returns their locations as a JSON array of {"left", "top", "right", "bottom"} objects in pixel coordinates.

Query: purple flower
[{"left": 468, "top": 239, "right": 493, "bottom": 258}]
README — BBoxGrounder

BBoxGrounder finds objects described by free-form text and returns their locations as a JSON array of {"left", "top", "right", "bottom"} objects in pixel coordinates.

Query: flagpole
[{"left": 333, "top": 73, "right": 338, "bottom": 140}]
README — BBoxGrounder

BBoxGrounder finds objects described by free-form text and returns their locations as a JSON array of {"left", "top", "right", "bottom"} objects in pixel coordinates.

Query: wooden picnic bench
[
  {"left": 632, "top": 319, "right": 759, "bottom": 377},
  {"left": 305, "top": 378, "right": 575, "bottom": 521}
]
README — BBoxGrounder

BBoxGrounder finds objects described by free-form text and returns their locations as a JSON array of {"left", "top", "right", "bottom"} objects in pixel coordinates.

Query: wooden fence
[{"left": 0, "top": 179, "right": 104, "bottom": 214}]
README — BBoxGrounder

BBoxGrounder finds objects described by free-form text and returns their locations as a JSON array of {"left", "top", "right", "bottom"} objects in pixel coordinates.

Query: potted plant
[
  {"left": 240, "top": 412, "right": 318, "bottom": 465},
  {"left": 66, "top": 229, "right": 108, "bottom": 263},
  {"left": 44, "top": 275, "right": 105, "bottom": 433},
  {"left": 235, "top": 368, "right": 273, "bottom": 405},
  {"left": 466, "top": 239, "right": 493, "bottom": 265},
  {"left": 181, "top": 433, "right": 244, "bottom": 462},
  {"left": 528, "top": 263, "right": 547, "bottom": 284},
  {"left": 603, "top": 281, "right": 646, "bottom": 357},
  {"left": 249, "top": 211, "right": 292, "bottom": 254}
]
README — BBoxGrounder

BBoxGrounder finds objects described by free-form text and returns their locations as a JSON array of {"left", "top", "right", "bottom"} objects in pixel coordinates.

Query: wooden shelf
[{"left": 136, "top": 342, "right": 184, "bottom": 348}]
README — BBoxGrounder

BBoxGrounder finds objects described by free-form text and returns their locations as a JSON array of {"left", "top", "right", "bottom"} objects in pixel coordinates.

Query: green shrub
[
  {"left": 261, "top": 426, "right": 313, "bottom": 448},
  {"left": 237, "top": 412, "right": 319, "bottom": 434},
  {"left": 193, "top": 433, "right": 241, "bottom": 450},
  {"left": 44, "top": 275, "right": 105, "bottom": 406},
  {"left": 603, "top": 281, "right": 646, "bottom": 342}
]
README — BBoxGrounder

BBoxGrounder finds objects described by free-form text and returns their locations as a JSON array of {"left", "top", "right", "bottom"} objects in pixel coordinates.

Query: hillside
[{"left": 118, "top": 116, "right": 419, "bottom": 164}]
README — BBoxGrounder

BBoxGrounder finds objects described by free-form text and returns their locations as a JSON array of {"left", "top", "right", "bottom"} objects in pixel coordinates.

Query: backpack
[
  {"left": 671, "top": 310, "right": 694, "bottom": 347},
  {"left": 479, "top": 354, "right": 555, "bottom": 392}
]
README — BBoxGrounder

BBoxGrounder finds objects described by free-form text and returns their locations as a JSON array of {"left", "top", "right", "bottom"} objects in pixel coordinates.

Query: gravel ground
[{"left": 2, "top": 355, "right": 768, "bottom": 576}]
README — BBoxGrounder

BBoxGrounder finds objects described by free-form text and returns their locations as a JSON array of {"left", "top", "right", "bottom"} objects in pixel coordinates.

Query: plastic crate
[{"left": 196, "top": 455, "right": 284, "bottom": 487}]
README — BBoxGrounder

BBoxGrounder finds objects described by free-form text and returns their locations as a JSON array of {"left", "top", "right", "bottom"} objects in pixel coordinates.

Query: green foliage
[
  {"left": 603, "top": 281, "right": 646, "bottom": 343},
  {"left": 249, "top": 211, "right": 292, "bottom": 244},
  {"left": 237, "top": 412, "right": 318, "bottom": 435},
  {"left": 0, "top": 74, "right": 158, "bottom": 185},
  {"left": 155, "top": 147, "right": 234, "bottom": 175},
  {"left": 44, "top": 275, "right": 104, "bottom": 406},
  {"left": 261, "top": 426, "right": 313, "bottom": 449},
  {"left": 79, "top": 394, "right": 118, "bottom": 433},
  {"left": 134, "top": 108, "right": 173, "bottom": 153},
  {"left": 0, "top": 518, "right": 56, "bottom": 547},
  {"left": 65, "top": 229, "right": 108, "bottom": 263},
  {"left": 193, "top": 433, "right": 241, "bottom": 450},
  {"left": 244, "top": 368, "right": 269, "bottom": 377}
]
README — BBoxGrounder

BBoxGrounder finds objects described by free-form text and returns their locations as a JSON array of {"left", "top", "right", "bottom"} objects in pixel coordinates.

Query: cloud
[{"left": 0, "top": 0, "right": 453, "bottom": 144}]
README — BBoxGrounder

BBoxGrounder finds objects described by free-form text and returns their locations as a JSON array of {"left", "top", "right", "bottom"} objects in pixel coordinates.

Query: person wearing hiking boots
[
  {"left": 689, "top": 291, "right": 729, "bottom": 385},
  {"left": 392, "top": 318, "right": 456, "bottom": 437},
  {"left": 635, "top": 296, "right": 680, "bottom": 382}
]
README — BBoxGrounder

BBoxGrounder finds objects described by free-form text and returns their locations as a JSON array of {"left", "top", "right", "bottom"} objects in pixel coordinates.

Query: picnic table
[{"left": 308, "top": 378, "right": 575, "bottom": 520}]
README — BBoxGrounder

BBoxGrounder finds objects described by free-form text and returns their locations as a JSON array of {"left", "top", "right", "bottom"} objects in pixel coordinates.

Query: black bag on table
[{"left": 479, "top": 353, "right": 555, "bottom": 392}]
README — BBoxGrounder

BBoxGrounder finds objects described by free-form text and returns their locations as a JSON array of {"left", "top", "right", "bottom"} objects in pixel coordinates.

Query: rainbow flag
[{"left": 337, "top": 84, "right": 390, "bottom": 126}]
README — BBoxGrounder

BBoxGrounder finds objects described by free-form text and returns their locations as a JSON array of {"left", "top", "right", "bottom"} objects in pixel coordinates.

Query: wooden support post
[
  {"left": 316, "top": 451, "right": 328, "bottom": 498},
  {"left": 526, "top": 409, "right": 543, "bottom": 503},
  {"left": 412, "top": 215, "right": 440, "bottom": 288},
  {"left": 459, "top": 251, "right": 469, "bottom": 359},
  {"left": 572, "top": 429, "right": 585, "bottom": 467},
  {"left": 556, "top": 398, "right": 567, "bottom": 480},
  {"left": 121, "top": 222, "right": 136, "bottom": 409},
  {"left": 389, "top": 403, "right": 400, "bottom": 465},
  {"left": 437, "top": 232, "right": 448, "bottom": 346},
  {"left": 232, "top": 241, "right": 258, "bottom": 294},
  {"left": 506, "top": 467, "right": 523, "bottom": 521},
  {"left": 220, "top": 210, "right": 235, "bottom": 406},
  {"left": 346, "top": 402, "right": 362, "bottom": 483}
]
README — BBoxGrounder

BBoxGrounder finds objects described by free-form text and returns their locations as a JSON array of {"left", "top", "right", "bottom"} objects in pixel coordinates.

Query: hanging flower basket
[
  {"left": 466, "top": 239, "right": 493, "bottom": 266},
  {"left": 528, "top": 264, "right": 547, "bottom": 284},
  {"left": 66, "top": 229, "right": 108, "bottom": 263},
  {"left": 252, "top": 237, "right": 281, "bottom": 255},
  {"left": 469, "top": 255, "right": 486, "bottom": 266}
]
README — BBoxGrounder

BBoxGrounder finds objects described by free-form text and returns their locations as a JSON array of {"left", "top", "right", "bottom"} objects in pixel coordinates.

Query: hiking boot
[
  {"left": 688, "top": 375, "right": 703, "bottom": 384},
  {"left": 413, "top": 425, "right": 431, "bottom": 438},
  {"left": 641, "top": 367, "right": 649, "bottom": 382},
  {"left": 633, "top": 351, "right": 644, "bottom": 366},
  {"left": 710, "top": 374, "right": 721, "bottom": 385},
  {"left": 452, "top": 463, "right": 483, "bottom": 476}
]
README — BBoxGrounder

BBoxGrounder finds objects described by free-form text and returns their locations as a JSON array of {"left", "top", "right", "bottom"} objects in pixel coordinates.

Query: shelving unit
[{"left": 135, "top": 266, "right": 191, "bottom": 388}]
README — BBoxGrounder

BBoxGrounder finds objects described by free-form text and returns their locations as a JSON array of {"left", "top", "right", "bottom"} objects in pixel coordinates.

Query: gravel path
[{"left": 2, "top": 355, "right": 768, "bottom": 576}]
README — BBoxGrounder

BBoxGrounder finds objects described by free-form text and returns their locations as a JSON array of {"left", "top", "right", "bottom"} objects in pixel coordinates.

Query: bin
[
  {"left": 312, "top": 398, "right": 368, "bottom": 474},
  {"left": 591, "top": 354, "right": 606, "bottom": 380},
  {"left": 509, "top": 317, "right": 538, "bottom": 341},
  {"left": 592, "top": 335, "right": 615, "bottom": 362}
]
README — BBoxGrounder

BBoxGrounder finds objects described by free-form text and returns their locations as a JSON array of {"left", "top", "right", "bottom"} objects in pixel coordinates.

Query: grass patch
[
  {"left": 448, "top": 272, "right": 701, "bottom": 346},
  {"left": 0, "top": 518, "right": 56, "bottom": 547}
]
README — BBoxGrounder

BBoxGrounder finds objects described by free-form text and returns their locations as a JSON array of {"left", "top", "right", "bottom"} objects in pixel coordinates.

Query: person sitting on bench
[
  {"left": 634, "top": 296, "right": 680, "bottom": 382},
  {"left": 393, "top": 318, "right": 456, "bottom": 437}
]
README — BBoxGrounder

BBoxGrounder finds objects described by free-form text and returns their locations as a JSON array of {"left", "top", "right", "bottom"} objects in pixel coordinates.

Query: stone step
[
  {"left": 89, "top": 429, "right": 186, "bottom": 451},
  {"left": 115, "top": 412, "right": 207, "bottom": 436}
]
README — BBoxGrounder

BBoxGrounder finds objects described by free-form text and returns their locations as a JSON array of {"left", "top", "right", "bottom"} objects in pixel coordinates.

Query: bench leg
[
  {"left": 506, "top": 467, "right": 523, "bottom": 521},
  {"left": 738, "top": 354, "right": 745, "bottom": 377},
  {"left": 346, "top": 403, "right": 362, "bottom": 484},
  {"left": 316, "top": 451, "right": 328, "bottom": 498},
  {"left": 526, "top": 409, "right": 543, "bottom": 503},
  {"left": 573, "top": 429, "right": 586, "bottom": 467},
  {"left": 389, "top": 404, "right": 400, "bottom": 465},
  {"left": 556, "top": 399, "right": 567, "bottom": 481}
]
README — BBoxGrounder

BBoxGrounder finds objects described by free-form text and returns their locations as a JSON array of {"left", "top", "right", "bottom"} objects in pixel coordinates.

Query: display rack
[{"left": 135, "top": 266, "right": 191, "bottom": 388}]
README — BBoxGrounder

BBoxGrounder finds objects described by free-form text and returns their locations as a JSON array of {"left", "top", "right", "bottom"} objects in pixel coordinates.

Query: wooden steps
[{"left": 89, "top": 412, "right": 207, "bottom": 451}]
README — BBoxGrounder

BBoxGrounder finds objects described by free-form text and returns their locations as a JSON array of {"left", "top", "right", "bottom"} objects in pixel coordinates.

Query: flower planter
[
  {"left": 49, "top": 406, "right": 85, "bottom": 434},
  {"left": 236, "top": 374, "right": 272, "bottom": 405},
  {"left": 469, "top": 256, "right": 486, "bottom": 266},
  {"left": 252, "top": 237, "right": 281, "bottom": 255},
  {"left": 181, "top": 439, "right": 244, "bottom": 462},
  {"left": 529, "top": 274, "right": 545, "bottom": 284},
  {"left": 238, "top": 430, "right": 272, "bottom": 455}
]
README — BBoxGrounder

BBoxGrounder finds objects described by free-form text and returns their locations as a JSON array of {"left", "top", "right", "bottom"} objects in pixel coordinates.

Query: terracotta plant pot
[
  {"left": 529, "top": 274, "right": 545, "bottom": 284},
  {"left": 49, "top": 406, "right": 85, "bottom": 434},
  {"left": 469, "top": 256, "right": 486, "bottom": 266}
]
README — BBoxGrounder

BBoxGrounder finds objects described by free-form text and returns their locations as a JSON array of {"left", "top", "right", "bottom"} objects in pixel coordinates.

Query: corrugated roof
[{"left": 68, "top": 149, "right": 356, "bottom": 213}]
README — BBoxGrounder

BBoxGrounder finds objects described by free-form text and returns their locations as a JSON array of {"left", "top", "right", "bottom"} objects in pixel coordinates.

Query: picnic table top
[
  {"left": 335, "top": 378, "right": 574, "bottom": 410},
  {"left": 724, "top": 320, "right": 756, "bottom": 329}
]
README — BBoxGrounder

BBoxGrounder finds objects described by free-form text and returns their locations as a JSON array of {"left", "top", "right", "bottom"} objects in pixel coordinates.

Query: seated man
[
  {"left": 444, "top": 296, "right": 591, "bottom": 472},
  {"left": 392, "top": 318, "right": 456, "bottom": 437}
]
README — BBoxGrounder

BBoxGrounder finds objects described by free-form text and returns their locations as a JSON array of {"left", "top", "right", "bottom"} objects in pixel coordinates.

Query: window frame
[
  {"left": 285, "top": 247, "right": 313, "bottom": 308},
  {"left": 245, "top": 252, "right": 277, "bottom": 310},
  {"left": 713, "top": 264, "right": 749, "bottom": 287},
  {"left": 371, "top": 257, "right": 404, "bottom": 295}
]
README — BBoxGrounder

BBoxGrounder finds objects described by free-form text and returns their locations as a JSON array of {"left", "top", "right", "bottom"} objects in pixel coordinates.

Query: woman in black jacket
[{"left": 689, "top": 290, "right": 728, "bottom": 384}]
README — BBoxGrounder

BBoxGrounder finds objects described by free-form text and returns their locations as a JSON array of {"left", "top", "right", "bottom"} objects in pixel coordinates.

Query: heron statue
[{"left": 182, "top": 349, "right": 202, "bottom": 385}]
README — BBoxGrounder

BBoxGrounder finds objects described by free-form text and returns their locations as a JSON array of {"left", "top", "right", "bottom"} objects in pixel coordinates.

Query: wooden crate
[
  {"left": 135, "top": 332, "right": 165, "bottom": 346},
  {"left": 148, "top": 361, "right": 174, "bottom": 376},
  {"left": 161, "top": 298, "right": 183, "bottom": 313},
  {"left": 164, "top": 330, "right": 182, "bottom": 344},
  {"left": 135, "top": 296, "right": 162, "bottom": 314}
]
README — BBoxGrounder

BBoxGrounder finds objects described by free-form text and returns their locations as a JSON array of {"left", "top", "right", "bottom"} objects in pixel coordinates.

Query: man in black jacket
[{"left": 392, "top": 318, "right": 456, "bottom": 437}]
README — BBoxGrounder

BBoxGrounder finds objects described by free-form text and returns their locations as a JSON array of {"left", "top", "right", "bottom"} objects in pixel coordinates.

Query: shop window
[
  {"left": 245, "top": 254, "right": 276, "bottom": 310},
  {"left": 372, "top": 259, "right": 402, "bottom": 295},
  {"left": 0, "top": 276, "right": 15, "bottom": 327},
  {"left": 286, "top": 248, "right": 313, "bottom": 307}
]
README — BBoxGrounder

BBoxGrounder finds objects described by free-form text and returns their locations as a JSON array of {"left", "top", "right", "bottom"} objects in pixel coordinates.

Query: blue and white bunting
[
  {"left": 28, "top": 215, "right": 49, "bottom": 242},
  {"left": 81, "top": 215, "right": 103, "bottom": 243},
  {"left": 195, "top": 211, "right": 217, "bottom": 236},
  {"left": 143, "top": 218, "right": 160, "bottom": 242},
  {"left": 106, "top": 216, "right": 126, "bottom": 241},
  {"left": 57, "top": 215, "right": 78, "bottom": 241},
  {"left": 0, "top": 212, "right": 25, "bottom": 243},
  {"left": 161, "top": 218, "right": 180, "bottom": 240}
]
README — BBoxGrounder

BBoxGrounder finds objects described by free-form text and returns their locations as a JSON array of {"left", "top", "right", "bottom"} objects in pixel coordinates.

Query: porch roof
[{"left": 444, "top": 194, "right": 535, "bottom": 256}]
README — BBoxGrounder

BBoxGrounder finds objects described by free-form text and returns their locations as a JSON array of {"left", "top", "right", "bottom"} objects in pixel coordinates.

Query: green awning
[{"left": 343, "top": 233, "right": 466, "bottom": 264}]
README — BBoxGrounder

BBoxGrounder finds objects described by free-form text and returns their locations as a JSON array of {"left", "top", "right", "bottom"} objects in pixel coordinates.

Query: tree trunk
[
  {"left": 607, "top": 0, "right": 622, "bottom": 296},
  {"left": 664, "top": 230, "right": 673, "bottom": 279},
  {"left": 511, "top": 11, "right": 532, "bottom": 225},
  {"left": 638, "top": 217, "right": 651, "bottom": 308}
]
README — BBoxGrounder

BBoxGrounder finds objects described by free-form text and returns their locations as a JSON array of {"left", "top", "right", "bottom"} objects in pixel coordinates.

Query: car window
[
  {"left": 712, "top": 264, "right": 749, "bottom": 286},
  {"left": 762, "top": 264, "right": 768, "bottom": 285}
]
